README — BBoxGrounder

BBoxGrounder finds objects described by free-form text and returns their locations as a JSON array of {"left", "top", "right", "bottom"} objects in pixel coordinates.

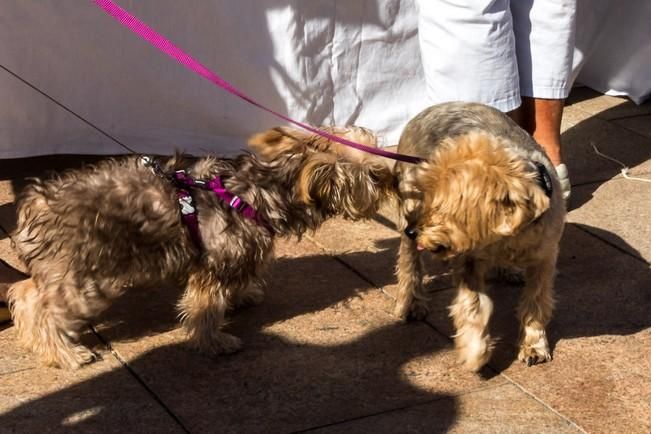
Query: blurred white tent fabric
[
  {"left": 572, "top": 0, "right": 651, "bottom": 105},
  {"left": 1, "top": 0, "right": 649, "bottom": 158}
]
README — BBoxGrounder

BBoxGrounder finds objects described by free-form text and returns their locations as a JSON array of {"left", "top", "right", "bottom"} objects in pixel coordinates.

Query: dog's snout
[{"left": 404, "top": 226, "right": 418, "bottom": 240}]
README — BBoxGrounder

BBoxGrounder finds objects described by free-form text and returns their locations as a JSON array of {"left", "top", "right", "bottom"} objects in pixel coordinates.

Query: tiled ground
[{"left": 1, "top": 88, "right": 650, "bottom": 433}]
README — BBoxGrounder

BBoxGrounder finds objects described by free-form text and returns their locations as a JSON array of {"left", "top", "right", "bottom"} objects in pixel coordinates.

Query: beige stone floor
[{"left": 1, "top": 88, "right": 650, "bottom": 433}]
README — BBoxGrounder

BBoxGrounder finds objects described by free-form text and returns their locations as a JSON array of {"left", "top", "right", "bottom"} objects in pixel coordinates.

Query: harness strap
[
  {"left": 205, "top": 177, "right": 274, "bottom": 233},
  {"left": 529, "top": 161, "right": 554, "bottom": 198},
  {"left": 172, "top": 170, "right": 274, "bottom": 235},
  {"left": 175, "top": 188, "right": 203, "bottom": 249},
  {"left": 141, "top": 156, "right": 273, "bottom": 251}
]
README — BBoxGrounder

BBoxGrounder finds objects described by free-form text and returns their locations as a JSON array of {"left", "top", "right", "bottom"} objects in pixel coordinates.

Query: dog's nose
[{"left": 404, "top": 226, "right": 418, "bottom": 240}]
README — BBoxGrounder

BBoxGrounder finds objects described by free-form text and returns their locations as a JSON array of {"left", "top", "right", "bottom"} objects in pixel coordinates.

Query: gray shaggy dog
[
  {"left": 9, "top": 127, "right": 394, "bottom": 369},
  {"left": 393, "top": 102, "right": 566, "bottom": 371}
]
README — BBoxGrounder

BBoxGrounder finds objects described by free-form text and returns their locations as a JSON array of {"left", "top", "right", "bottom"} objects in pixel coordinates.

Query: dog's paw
[
  {"left": 73, "top": 345, "right": 100, "bottom": 366},
  {"left": 408, "top": 300, "right": 430, "bottom": 321},
  {"left": 47, "top": 345, "right": 98, "bottom": 370},
  {"left": 488, "top": 267, "right": 524, "bottom": 285},
  {"left": 195, "top": 332, "right": 243, "bottom": 356},
  {"left": 518, "top": 345, "right": 552, "bottom": 367},
  {"left": 460, "top": 354, "right": 491, "bottom": 372},
  {"left": 455, "top": 331, "right": 495, "bottom": 372},
  {"left": 234, "top": 286, "right": 265, "bottom": 308},
  {"left": 392, "top": 300, "right": 410, "bottom": 321},
  {"left": 218, "top": 333, "right": 243, "bottom": 354},
  {"left": 458, "top": 342, "right": 494, "bottom": 372},
  {"left": 518, "top": 328, "right": 552, "bottom": 366},
  {"left": 393, "top": 299, "right": 429, "bottom": 322}
]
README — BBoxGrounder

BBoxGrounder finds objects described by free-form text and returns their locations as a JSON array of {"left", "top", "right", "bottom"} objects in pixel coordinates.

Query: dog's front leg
[
  {"left": 449, "top": 258, "right": 494, "bottom": 372},
  {"left": 178, "top": 268, "right": 243, "bottom": 356},
  {"left": 394, "top": 233, "right": 429, "bottom": 320},
  {"left": 517, "top": 254, "right": 556, "bottom": 366}
]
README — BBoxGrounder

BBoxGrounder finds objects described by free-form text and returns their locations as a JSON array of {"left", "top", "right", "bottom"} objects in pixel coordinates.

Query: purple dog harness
[{"left": 142, "top": 157, "right": 273, "bottom": 250}]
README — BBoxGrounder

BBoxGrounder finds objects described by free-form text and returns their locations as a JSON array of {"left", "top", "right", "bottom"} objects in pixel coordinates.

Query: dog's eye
[{"left": 432, "top": 245, "right": 447, "bottom": 254}]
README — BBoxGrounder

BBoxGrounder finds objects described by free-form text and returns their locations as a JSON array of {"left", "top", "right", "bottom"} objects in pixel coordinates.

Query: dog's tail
[{"left": 12, "top": 180, "right": 56, "bottom": 268}]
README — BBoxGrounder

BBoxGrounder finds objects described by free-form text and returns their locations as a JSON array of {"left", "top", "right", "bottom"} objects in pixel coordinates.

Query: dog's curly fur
[
  {"left": 8, "top": 127, "right": 394, "bottom": 369},
  {"left": 248, "top": 125, "right": 384, "bottom": 164},
  {"left": 393, "top": 102, "right": 566, "bottom": 371}
]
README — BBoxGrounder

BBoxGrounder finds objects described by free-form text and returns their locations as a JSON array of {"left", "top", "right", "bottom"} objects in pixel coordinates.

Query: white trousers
[{"left": 417, "top": 0, "right": 577, "bottom": 112}]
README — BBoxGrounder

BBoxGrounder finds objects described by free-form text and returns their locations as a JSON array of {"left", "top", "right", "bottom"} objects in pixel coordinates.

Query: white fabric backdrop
[
  {"left": 571, "top": 0, "right": 651, "bottom": 104},
  {"left": 1, "top": 0, "right": 649, "bottom": 158}
]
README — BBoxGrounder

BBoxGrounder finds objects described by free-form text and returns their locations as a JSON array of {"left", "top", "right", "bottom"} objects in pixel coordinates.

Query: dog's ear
[
  {"left": 367, "top": 159, "right": 396, "bottom": 193},
  {"left": 297, "top": 152, "right": 340, "bottom": 209},
  {"left": 493, "top": 174, "right": 551, "bottom": 236},
  {"left": 248, "top": 127, "right": 308, "bottom": 161},
  {"left": 343, "top": 159, "right": 397, "bottom": 217}
]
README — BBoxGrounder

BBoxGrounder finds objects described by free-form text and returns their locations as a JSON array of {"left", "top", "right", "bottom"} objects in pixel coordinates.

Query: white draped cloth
[{"left": 1, "top": 0, "right": 649, "bottom": 158}]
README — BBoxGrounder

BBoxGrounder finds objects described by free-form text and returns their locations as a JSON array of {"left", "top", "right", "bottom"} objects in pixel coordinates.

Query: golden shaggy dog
[
  {"left": 394, "top": 102, "right": 566, "bottom": 371},
  {"left": 9, "top": 127, "right": 394, "bottom": 369}
]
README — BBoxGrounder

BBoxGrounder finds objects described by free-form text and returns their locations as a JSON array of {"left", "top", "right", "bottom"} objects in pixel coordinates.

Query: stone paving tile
[
  {"left": 569, "top": 178, "right": 651, "bottom": 261},
  {"left": 560, "top": 115, "right": 651, "bottom": 189},
  {"left": 0, "top": 236, "right": 24, "bottom": 274},
  {"left": 376, "top": 197, "right": 401, "bottom": 226},
  {"left": 561, "top": 102, "right": 598, "bottom": 129},
  {"left": 423, "top": 224, "right": 651, "bottom": 433},
  {"left": 501, "top": 330, "right": 651, "bottom": 434},
  {"left": 565, "top": 87, "right": 651, "bottom": 120},
  {"left": 0, "top": 260, "right": 24, "bottom": 327},
  {"left": 0, "top": 178, "right": 15, "bottom": 205},
  {"left": 0, "top": 178, "right": 22, "bottom": 272},
  {"left": 309, "top": 383, "right": 581, "bottom": 434},
  {"left": 613, "top": 114, "right": 651, "bottom": 139},
  {"left": 0, "top": 327, "right": 182, "bottom": 432},
  {"left": 0, "top": 176, "right": 37, "bottom": 272},
  {"left": 569, "top": 88, "right": 651, "bottom": 120},
  {"left": 90, "top": 237, "right": 503, "bottom": 433},
  {"left": 307, "top": 217, "right": 402, "bottom": 286},
  {"left": 0, "top": 327, "right": 37, "bottom": 376},
  {"left": 309, "top": 217, "right": 452, "bottom": 299},
  {"left": 0, "top": 179, "right": 18, "bottom": 263},
  {"left": 0, "top": 256, "right": 24, "bottom": 291}
]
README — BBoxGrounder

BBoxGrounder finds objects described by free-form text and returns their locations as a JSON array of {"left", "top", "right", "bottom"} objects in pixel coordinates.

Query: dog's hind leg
[
  {"left": 517, "top": 254, "right": 556, "bottom": 366},
  {"left": 394, "top": 234, "right": 428, "bottom": 320},
  {"left": 178, "top": 269, "right": 243, "bottom": 355},
  {"left": 231, "top": 276, "right": 265, "bottom": 309},
  {"left": 449, "top": 259, "right": 494, "bottom": 372},
  {"left": 8, "top": 278, "right": 99, "bottom": 369}
]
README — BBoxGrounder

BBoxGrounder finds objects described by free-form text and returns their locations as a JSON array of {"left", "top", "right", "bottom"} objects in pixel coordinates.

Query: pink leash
[{"left": 92, "top": 0, "right": 423, "bottom": 165}]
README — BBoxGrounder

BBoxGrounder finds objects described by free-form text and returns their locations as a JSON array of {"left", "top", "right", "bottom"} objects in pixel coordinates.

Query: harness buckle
[
  {"left": 178, "top": 193, "right": 196, "bottom": 215},
  {"left": 140, "top": 155, "right": 153, "bottom": 166},
  {"left": 229, "top": 195, "right": 245, "bottom": 211},
  {"left": 141, "top": 155, "right": 167, "bottom": 178}
]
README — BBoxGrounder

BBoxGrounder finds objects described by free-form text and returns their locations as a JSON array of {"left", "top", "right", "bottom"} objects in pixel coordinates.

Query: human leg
[
  {"left": 520, "top": 97, "right": 564, "bottom": 166},
  {"left": 511, "top": 0, "right": 577, "bottom": 199}
]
